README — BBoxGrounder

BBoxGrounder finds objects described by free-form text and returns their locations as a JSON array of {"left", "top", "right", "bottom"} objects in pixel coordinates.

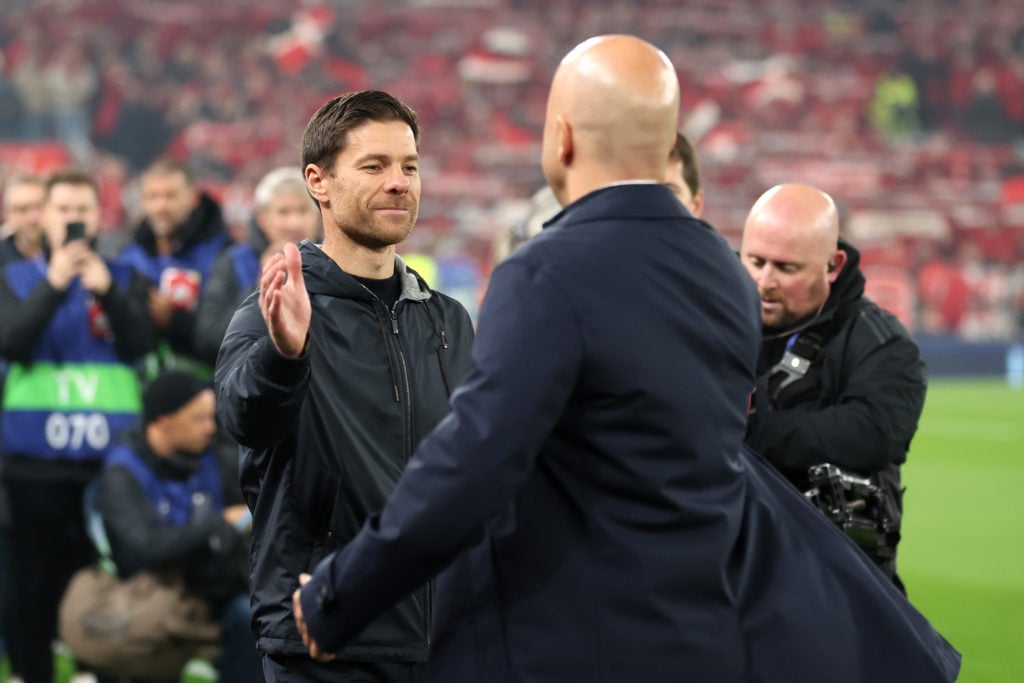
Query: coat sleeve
[
  {"left": 747, "top": 310, "right": 926, "bottom": 475},
  {"left": 99, "top": 268, "right": 160, "bottom": 362},
  {"left": 301, "top": 257, "right": 584, "bottom": 654},
  {"left": 96, "top": 465, "right": 233, "bottom": 577},
  {"left": 214, "top": 291, "right": 311, "bottom": 449},
  {"left": 193, "top": 251, "right": 245, "bottom": 366},
  {"left": 0, "top": 273, "right": 66, "bottom": 363}
]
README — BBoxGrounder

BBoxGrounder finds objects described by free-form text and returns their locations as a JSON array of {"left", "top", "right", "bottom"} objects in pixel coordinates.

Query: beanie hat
[{"left": 142, "top": 371, "right": 210, "bottom": 425}]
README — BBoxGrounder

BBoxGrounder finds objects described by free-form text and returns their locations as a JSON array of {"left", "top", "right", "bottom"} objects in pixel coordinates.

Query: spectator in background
[
  {"left": 118, "top": 158, "right": 230, "bottom": 376},
  {"left": 99, "top": 73, "right": 173, "bottom": 173},
  {"left": 9, "top": 42, "right": 49, "bottom": 142},
  {"left": 95, "top": 370, "right": 259, "bottom": 683},
  {"left": 43, "top": 43, "right": 98, "bottom": 164},
  {"left": 0, "top": 169, "right": 157, "bottom": 683},
  {"left": 193, "top": 167, "right": 320, "bottom": 366},
  {"left": 741, "top": 183, "right": 926, "bottom": 589},
  {"left": 900, "top": 41, "right": 949, "bottom": 131},
  {"left": 0, "top": 174, "right": 46, "bottom": 267},
  {"left": 216, "top": 90, "right": 475, "bottom": 682},
  {"left": 0, "top": 173, "right": 46, "bottom": 680},
  {"left": 960, "top": 66, "right": 1018, "bottom": 144},
  {"left": 868, "top": 65, "right": 920, "bottom": 140},
  {"left": 666, "top": 131, "right": 705, "bottom": 218}
]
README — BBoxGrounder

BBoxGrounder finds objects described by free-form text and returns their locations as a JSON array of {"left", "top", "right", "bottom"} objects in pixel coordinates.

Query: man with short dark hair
[
  {"left": 0, "top": 169, "right": 157, "bottom": 683},
  {"left": 666, "top": 131, "right": 705, "bottom": 217},
  {"left": 216, "top": 90, "right": 474, "bottom": 682}
]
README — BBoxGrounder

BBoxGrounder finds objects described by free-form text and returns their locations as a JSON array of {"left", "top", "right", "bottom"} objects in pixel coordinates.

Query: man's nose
[
  {"left": 383, "top": 168, "right": 410, "bottom": 194},
  {"left": 756, "top": 266, "right": 776, "bottom": 289}
]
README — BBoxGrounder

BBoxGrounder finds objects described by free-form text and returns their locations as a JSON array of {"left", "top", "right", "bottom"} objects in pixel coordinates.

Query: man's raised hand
[{"left": 259, "top": 242, "right": 311, "bottom": 358}]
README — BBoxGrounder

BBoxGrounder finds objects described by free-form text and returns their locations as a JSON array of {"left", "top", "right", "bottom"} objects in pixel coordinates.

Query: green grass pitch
[
  {"left": 3, "top": 379, "right": 1019, "bottom": 683},
  {"left": 900, "top": 378, "right": 1024, "bottom": 683}
]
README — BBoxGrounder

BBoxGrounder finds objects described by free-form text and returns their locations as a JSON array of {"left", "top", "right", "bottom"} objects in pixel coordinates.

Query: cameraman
[{"left": 740, "top": 184, "right": 926, "bottom": 590}]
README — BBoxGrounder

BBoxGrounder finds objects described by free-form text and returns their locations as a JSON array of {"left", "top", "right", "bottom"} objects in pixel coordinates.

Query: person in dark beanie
[{"left": 94, "top": 370, "right": 260, "bottom": 682}]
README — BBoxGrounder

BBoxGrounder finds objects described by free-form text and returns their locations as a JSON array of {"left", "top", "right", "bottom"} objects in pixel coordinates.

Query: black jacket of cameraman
[{"left": 745, "top": 240, "right": 926, "bottom": 576}]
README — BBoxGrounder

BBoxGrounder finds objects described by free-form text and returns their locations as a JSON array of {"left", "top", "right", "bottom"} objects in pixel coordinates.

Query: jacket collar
[
  {"left": 544, "top": 183, "right": 703, "bottom": 231},
  {"left": 134, "top": 192, "right": 227, "bottom": 257},
  {"left": 298, "top": 241, "right": 432, "bottom": 303}
]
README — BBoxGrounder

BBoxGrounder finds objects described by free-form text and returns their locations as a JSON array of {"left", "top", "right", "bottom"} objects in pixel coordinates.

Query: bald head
[
  {"left": 745, "top": 184, "right": 839, "bottom": 258},
  {"left": 740, "top": 184, "right": 846, "bottom": 330},
  {"left": 542, "top": 35, "right": 681, "bottom": 205}
]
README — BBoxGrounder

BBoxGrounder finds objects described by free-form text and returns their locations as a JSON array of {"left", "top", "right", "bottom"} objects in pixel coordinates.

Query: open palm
[{"left": 259, "top": 242, "right": 311, "bottom": 358}]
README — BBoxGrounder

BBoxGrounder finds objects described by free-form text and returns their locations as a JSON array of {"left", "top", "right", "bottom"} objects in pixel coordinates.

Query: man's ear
[
  {"left": 692, "top": 190, "right": 705, "bottom": 219},
  {"left": 556, "top": 115, "right": 573, "bottom": 166},
  {"left": 305, "top": 164, "right": 329, "bottom": 204},
  {"left": 827, "top": 249, "right": 847, "bottom": 282}
]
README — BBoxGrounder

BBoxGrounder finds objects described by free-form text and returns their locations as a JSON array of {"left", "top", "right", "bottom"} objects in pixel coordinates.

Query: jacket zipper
[
  {"left": 389, "top": 305, "right": 414, "bottom": 460},
  {"left": 389, "top": 303, "right": 432, "bottom": 646}
]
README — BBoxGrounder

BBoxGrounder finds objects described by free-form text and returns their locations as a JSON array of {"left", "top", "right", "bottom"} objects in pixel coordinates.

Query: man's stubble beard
[{"left": 341, "top": 211, "right": 418, "bottom": 251}]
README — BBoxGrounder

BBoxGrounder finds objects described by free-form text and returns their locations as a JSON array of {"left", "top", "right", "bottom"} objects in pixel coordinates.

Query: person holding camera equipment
[
  {"left": 740, "top": 183, "right": 926, "bottom": 590},
  {"left": 0, "top": 169, "right": 158, "bottom": 683}
]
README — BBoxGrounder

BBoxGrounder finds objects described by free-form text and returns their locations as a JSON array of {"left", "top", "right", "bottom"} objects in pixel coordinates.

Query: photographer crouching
[{"left": 740, "top": 184, "right": 926, "bottom": 592}]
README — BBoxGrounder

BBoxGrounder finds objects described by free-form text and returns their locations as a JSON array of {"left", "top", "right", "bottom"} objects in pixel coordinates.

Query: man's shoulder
[
  {"left": 117, "top": 240, "right": 150, "bottom": 264},
  {"left": 836, "top": 298, "right": 918, "bottom": 353},
  {"left": 1, "top": 256, "right": 42, "bottom": 289},
  {"left": 0, "top": 235, "right": 22, "bottom": 267}
]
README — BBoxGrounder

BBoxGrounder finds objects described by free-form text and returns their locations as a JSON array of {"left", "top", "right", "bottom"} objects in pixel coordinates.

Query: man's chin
[{"left": 351, "top": 223, "right": 415, "bottom": 250}]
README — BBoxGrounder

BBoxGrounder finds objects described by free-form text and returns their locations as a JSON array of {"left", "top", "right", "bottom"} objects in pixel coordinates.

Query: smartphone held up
[{"left": 64, "top": 221, "right": 86, "bottom": 245}]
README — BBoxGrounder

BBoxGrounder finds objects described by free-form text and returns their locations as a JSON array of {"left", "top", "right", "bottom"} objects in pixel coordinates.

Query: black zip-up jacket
[
  {"left": 746, "top": 240, "right": 926, "bottom": 483},
  {"left": 215, "top": 241, "right": 473, "bottom": 659}
]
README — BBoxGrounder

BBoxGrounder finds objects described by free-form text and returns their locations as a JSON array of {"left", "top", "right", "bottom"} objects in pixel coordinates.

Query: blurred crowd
[{"left": 0, "top": 0, "right": 1022, "bottom": 340}]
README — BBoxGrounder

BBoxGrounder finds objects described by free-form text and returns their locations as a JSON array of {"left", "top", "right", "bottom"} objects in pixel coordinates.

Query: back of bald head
[
  {"left": 743, "top": 184, "right": 840, "bottom": 259},
  {"left": 550, "top": 35, "right": 680, "bottom": 181}
]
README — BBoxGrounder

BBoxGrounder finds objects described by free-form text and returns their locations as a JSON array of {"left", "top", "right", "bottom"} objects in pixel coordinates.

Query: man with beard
[
  {"left": 118, "top": 158, "right": 230, "bottom": 374},
  {"left": 215, "top": 90, "right": 474, "bottom": 682},
  {"left": 740, "top": 183, "right": 926, "bottom": 588}
]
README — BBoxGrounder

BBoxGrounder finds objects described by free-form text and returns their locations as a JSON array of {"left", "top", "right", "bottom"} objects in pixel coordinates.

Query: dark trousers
[
  {"left": 212, "top": 593, "right": 262, "bottom": 683},
  {"left": 262, "top": 655, "right": 425, "bottom": 683},
  {"left": 5, "top": 474, "right": 95, "bottom": 683},
  {"left": 0, "top": 516, "right": 14, "bottom": 671}
]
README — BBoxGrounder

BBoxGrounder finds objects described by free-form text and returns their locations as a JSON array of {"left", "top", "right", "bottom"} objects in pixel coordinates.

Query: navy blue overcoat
[{"left": 303, "top": 184, "right": 960, "bottom": 682}]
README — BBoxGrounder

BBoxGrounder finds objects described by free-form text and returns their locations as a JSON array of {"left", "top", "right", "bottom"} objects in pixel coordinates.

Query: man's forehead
[
  {"left": 6, "top": 183, "right": 45, "bottom": 202},
  {"left": 47, "top": 183, "right": 96, "bottom": 202}
]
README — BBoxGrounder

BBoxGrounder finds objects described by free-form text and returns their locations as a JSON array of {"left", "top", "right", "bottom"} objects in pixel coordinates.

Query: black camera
[{"left": 803, "top": 463, "right": 900, "bottom": 562}]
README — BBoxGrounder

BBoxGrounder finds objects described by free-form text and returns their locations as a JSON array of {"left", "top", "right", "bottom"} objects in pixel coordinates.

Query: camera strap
[{"left": 764, "top": 298, "right": 869, "bottom": 406}]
